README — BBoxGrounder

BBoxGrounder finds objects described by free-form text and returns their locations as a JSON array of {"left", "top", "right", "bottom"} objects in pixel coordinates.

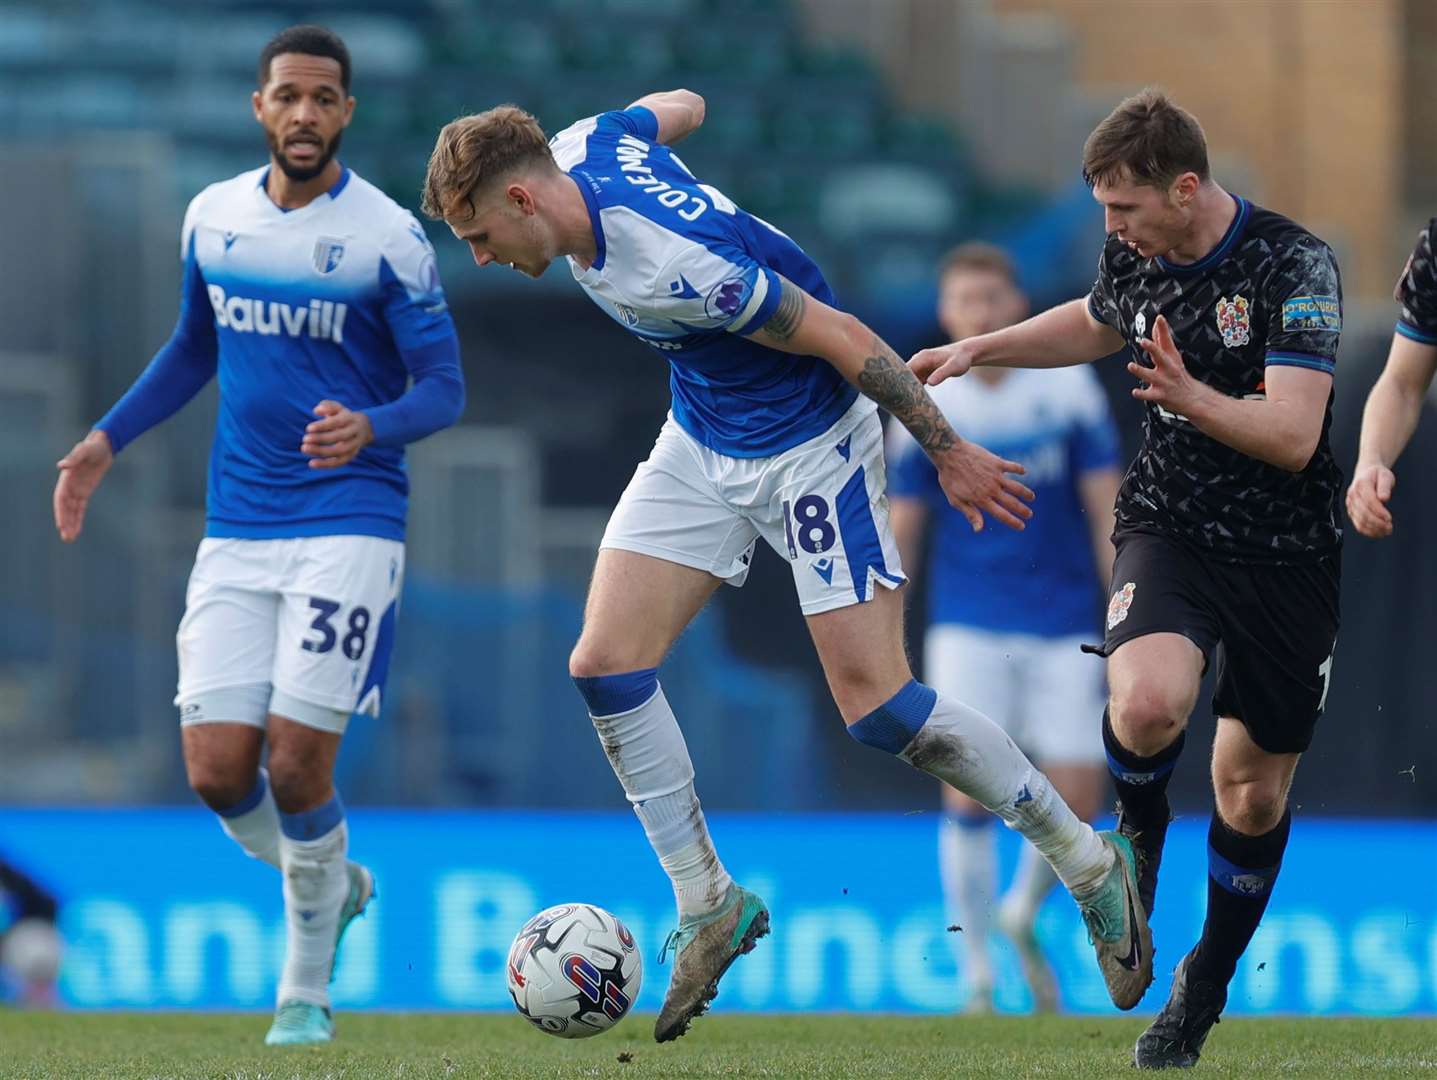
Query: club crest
[
  {"left": 1106, "top": 581, "right": 1137, "bottom": 631},
  {"left": 312, "top": 237, "right": 346, "bottom": 275},
  {"left": 1215, "top": 294, "right": 1250, "bottom": 348}
]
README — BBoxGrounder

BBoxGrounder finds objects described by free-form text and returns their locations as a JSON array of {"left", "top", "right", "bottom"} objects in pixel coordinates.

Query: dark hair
[
  {"left": 1082, "top": 87, "right": 1209, "bottom": 190},
  {"left": 258, "top": 25, "right": 351, "bottom": 93},
  {"left": 938, "top": 242, "right": 1018, "bottom": 286},
  {"left": 422, "top": 105, "right": 557, "bottom": 221}
]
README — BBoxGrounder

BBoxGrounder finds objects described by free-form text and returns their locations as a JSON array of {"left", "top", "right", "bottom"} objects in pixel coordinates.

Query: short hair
[
  {"left": 1082, "top": 87, "right": 1209, "bottom": 190},
  {"left": 938, "top": 242, "right": 1018, "bottom": 286},
  {"left": 421, "top": 106, "right": 557, "bottom": 221},
  {"left": 258, "top": 25, "right": 351, "bottom": 93}
]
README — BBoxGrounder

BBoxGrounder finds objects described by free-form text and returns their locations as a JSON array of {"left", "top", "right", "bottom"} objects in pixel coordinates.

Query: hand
[
  {"left": 1346, "top": 462, "right": 1396, "bottom": 539},
  {"left": 54, "top": 430, "right": 114, "bottom": 542},
  {"left": 301, "top": 400, "right": 374, "bottom": 469},
  {"left": 1130, "top": 315, "right": 1201, "bottom": 414},
  {"left": 932, "top": 438, "right": 1035, "bottom": 532},
  {"left": 908, "top": 340, "right": 978, "bottom": 386}
]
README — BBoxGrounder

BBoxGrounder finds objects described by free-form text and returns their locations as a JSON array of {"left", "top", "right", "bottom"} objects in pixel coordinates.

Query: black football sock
[
  {"left": 1103, "top": 708, "right": 1184, "bottom": 829},
  {"left": 1188, "top": 806, "right": 1292, "bottom": 989}
]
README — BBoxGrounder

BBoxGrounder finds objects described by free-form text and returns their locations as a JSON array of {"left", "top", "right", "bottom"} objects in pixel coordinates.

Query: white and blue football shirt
[
  {"left": 886, "top": 366, "right": 1120, "bottom": 637},
  {"left": 549, "top": 107, "right": 857, "bottom": 458},
  {"left": 98, "top": 166, "right": 463, "bottom": 541}
]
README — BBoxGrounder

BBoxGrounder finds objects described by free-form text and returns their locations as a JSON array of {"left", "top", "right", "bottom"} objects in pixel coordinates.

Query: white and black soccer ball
[{"left": 506, "top": 903, "right": 641, "bottom": 1038}]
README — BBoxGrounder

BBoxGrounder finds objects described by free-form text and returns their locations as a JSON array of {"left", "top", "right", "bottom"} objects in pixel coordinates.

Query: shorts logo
[
  {"left": 1106, "top": 581, "right": 1137, "bottom": 631},
  {"left": 812, "top": 557, "right": 835, "bottom": 585},
  {"left": 1280, "top": 295, "right": 1340, "bottom": 332},
  {"left": 312, "top": 237, "right": 346, "bottom": 275},
  {"left": 1215, "top": 295, "right": 1250, "bottom": 348},
  {"left": 705, "top": 277, "right": 750, "bottom": 320}
]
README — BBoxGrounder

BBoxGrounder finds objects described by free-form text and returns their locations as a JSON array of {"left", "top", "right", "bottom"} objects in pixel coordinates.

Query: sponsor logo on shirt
[
  {"left": 206, "top": 284, "right": 347, "bottom": 343},
  {"left": 1215, "top": 295, "right": 1251, "bottom": 348},
  {"left": 1280, "top": 294, "right": 1340, "bottom": 332}
]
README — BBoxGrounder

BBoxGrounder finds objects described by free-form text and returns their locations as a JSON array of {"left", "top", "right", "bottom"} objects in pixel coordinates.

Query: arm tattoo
[
  {"left": 760, "top": 278, "right": 806, "bottom": 341},
  {"left": 856, "top": 338, "right": 956, "bottom": 454}
]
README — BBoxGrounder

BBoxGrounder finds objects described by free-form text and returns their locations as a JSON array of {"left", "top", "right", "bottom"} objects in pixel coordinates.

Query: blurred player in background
[
  {"left": 51, "top": 26, "right": 463, "bottom": 1045},
  {"left": 0, "top": 853, "right": 62, "bottom": 1008},
  {"left": 423, "top": 93, "right": 1154, "bottom": 1041},
  {"left": 1346, "top": 219, "right": 1437, "bottom": 538},
  {"left": 888, "top": 243, "right": 1120, "bottom": 1013},
  {"left": 911, "top": 89, "right": 1343, "bottom": 1070}
]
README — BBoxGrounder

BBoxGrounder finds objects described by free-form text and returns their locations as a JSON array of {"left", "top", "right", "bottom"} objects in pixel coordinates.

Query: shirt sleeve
[
  {"left": 367, "top": 213, "right": 465, "bottom": 447},
  {"left": 646, "top": 241, "right": 783, "bottom": 337},
  {"left": 1087, "top": 242, "right": 1120, "bottom": 329},
  {"left": 1069, "top": 369, "right": 1121, "bottom": 474},
  {"left": 1264, "top": 239, "right": 1342, "bottom": 375},
  {"left": 379, "top": 212, "right": 457, "bottom": 351},
  {"left": 598, "top": 106, "right": 660, "bottom": 141},
  {"left": 94, "top": 202, "right": 218, "bottom": 453},
  {"left": 1395, "top": 220, "right": 1437, "bottom": 345}
]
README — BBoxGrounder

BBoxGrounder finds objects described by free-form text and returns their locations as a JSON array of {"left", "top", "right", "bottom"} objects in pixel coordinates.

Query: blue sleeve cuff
[
  {"left": 1396, "top": 319, "right": 1437, "bottom": 345},
  {"left": 365, "top": 335, "right": 466, "bottom": 447},
  {"left": 1087, "top": 293, "right": 1110, "bottom": 327},
  {"left": 1265, "top": 351, "right": 1335, "bottom": 375},
  {"left": 623, "top": 105, "right": 660, "bottom": 142}
]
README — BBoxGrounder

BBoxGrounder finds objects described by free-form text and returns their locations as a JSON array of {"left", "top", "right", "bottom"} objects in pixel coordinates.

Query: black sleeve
[
  {"left": 1396, "top": 219, "right": 1437, "bottom": 344},
  {"left": 1087, "top": 243, "right": 1120, "bottom": 328},
  {"left": 1263, "top": 238, "right": 1342, "bottom": 375}
]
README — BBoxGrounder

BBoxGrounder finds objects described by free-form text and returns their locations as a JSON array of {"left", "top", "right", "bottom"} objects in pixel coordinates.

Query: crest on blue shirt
[{"left": 312, "top": 237, "right": 346, "bottom": 275}]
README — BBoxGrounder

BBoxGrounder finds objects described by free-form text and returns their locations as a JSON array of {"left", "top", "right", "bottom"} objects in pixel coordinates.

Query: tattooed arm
[{"left": 748, "top": 275, "right": 1034, "bottom": 530}]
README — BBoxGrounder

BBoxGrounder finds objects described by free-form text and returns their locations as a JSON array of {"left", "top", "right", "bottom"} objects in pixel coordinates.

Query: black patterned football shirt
[
  {"left": 1396, "top": 219, "right": 1437, "bottom": 344},
  {"left": 1087, "top": 195, "right": 1343, "bottom": 563}
]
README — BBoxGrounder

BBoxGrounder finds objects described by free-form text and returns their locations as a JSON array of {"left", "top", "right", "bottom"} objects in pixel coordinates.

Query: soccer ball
[{"left": 506, "top": 903, "right": 642, "bottom": 1038}]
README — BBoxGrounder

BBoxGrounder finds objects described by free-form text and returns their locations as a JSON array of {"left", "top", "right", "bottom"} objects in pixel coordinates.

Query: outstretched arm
[
  {"left": 748, "top": 276, "right": 1034, "bottom": 531},
  {"left": 628, "top": 89, "right": 705, "bottom": 145},
  {"left": 1347, "top": 333, "right": 1437, "bottom": 538},
  {"left": 910, "top": 298, "right": 1125, "bottom": 385}
]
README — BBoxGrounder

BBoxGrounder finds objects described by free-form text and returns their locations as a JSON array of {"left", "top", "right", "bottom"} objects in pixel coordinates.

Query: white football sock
[
  {"left": 276, "top": 801, "right": 349, "bottom": 1008},
  {"left": 938, "top": 814, "right": 995, "bottom": 990},
  {"left": 217, "top": 768, "right": 280, "bottom": 869},
  {"left": 900, "top": 693, "right": 1112, "bottom": 896},
  {"left": 590, "top": 684, "right": 732, "bottom": 918}
]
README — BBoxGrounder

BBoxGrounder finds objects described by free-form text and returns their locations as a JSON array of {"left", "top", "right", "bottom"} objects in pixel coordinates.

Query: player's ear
[
  {"left": 251, "top": 89, "right": 264, "bottom": 123},
  {"left": 508, "top": 183, "right": 536, "bottom": 215},
  {"left": 341, "top": 95, "right": 355, "bottom": 128},
  {"left": 1172, "top": 172, "right": 1200, "bottom": 206}
]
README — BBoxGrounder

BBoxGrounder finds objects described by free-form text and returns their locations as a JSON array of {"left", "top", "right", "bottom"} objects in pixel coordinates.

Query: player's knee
[
  {"left": 266, "top": 746, "right": 330, "bottom": 812},
  {"left": 568, "top": 636, "right": 650, "bottom": 681},
  {"left": 830, "top": 667, "right": 916, "bottom": 728},
  {"left": 1216, "top": 779, "right": 1286, "bottom": 835},
  {"left": 185, "top": 758, "right": 255, "bottom": 813},
  {"left": 1108, "top": 682, "right": 1188, "bottom": 754}
]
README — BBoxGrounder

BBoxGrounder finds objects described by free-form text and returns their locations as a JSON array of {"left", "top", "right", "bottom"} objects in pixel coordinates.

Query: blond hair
[
  {"left": 938, "top": 241, "right": 1018, "bottom": 285},
  {"left": 421, "top": 105, "right": 556, "bottom": 221}
]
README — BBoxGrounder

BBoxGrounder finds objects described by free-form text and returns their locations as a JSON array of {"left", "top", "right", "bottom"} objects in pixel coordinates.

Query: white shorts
[
  {"left": 924, "top": 624, "right": 1106, "bottom": 765},
  {"left": 175, "top": 536, "right": 405, "bottom": 734},
  {"left": 601, "top": 399, "right": 905, "bottom": 616}
]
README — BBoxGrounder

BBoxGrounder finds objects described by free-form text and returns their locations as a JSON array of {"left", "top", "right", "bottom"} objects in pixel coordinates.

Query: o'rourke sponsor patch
[
  {"left": 1106, "top": 581, "right": 1137, "bottom": 631},
  {"left": 1281, "top": 294, "right": 1341, "bottom": 332}
]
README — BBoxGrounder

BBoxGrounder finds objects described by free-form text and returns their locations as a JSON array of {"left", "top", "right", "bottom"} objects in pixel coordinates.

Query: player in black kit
[
  {"left": 910, "top": 88, "right": 1342, "bottom": 1070},
  {"left": 1347, "top": 219, "right": 1437, "bottom": 539}
]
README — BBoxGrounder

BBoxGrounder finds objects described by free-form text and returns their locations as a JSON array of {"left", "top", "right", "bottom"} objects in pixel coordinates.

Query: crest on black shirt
[{"left": 1215, "top": 295, "right": 1250, "bottom": 348}]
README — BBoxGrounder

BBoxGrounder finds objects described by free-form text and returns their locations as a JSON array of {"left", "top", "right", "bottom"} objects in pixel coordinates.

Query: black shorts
[{"left": 1093, "top": 528, "right": 1341, "bottom": 754}]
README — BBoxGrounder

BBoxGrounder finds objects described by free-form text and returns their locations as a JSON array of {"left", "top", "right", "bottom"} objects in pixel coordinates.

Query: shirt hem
[{"left": 205, "top": 516, "right": 405, "bottom": 541}]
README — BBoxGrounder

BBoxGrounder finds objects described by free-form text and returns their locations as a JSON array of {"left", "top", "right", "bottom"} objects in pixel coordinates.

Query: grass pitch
[{"left": 0, "top": 1012, "right": 1434, "bottom": 1079}]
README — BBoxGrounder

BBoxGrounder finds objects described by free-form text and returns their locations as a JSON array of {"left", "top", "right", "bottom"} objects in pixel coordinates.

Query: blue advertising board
[{"left": 1, "top": 809, "right": 1432, "bottom": 1015}]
